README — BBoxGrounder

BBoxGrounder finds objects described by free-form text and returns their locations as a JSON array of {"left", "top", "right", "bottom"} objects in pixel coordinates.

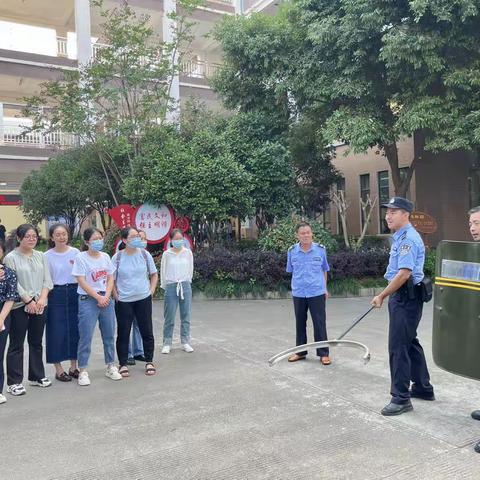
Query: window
[
  {"left": 359, "top": 174, "right": 370, "bottom": 227},
  {"left": 378, "top": 170, "right": 390, "bottom": 234},
  {"left": 399, "top": 167, "right": 411, "bottom": 200}
]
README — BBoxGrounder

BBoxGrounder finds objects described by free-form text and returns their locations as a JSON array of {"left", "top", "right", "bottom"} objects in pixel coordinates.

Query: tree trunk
[{"left": 383, "top": 141, "right": 421, "bottom": 198}]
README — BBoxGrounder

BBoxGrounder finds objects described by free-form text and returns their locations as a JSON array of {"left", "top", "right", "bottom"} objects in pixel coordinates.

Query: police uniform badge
[{"left": 399, "top": 244, "right": 411, "bottom": 256}]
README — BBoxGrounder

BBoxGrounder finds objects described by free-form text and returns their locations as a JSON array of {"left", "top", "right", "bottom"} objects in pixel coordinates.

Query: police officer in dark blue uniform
[
  {"left": 371, "top": 197, "right": 434, "bottom": 416},
  {"left": 467, "top": 206, "right": 480, "bottom": 453},
  {"left": 286, "top": 222, "right": 331, "bottom": 365}
]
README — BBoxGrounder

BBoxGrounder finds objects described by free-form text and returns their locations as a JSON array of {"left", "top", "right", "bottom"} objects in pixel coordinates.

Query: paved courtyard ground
[{"left": 1, "top": 297, "right": 479, "bottom": 479}]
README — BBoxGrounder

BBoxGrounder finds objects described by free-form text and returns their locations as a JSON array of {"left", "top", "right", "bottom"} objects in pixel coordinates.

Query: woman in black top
[{"left": 0, "top": 240, "right": 18, "bottom": 405}]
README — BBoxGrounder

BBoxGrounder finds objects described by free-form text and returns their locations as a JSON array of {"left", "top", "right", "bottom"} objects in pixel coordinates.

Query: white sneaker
[
  {"left": 182, "top": 343, "right": 194, "bottom": 353},
  {"left": 0, "top": 393, "right": 6, "bottom": 404},
  {"left": 78, "top": 371, "right": 91, "bottom": 386},
  {"left": 162, "top": 345, "right": 171, "bottom": 354},
  {"left": 105, "top": 364, "right": 122, "bottom": 381},
  {"left": 7, "top": 384, "right": 26, "bottom": 396},
  {"left": 29, "top": 377, "right": 52, "bottom": 388}
]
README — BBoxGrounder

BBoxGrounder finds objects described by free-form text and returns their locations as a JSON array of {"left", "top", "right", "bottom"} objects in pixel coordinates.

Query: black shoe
[
  {"left": 381, "top": 401, "right": 413, "bottom": 416},
  {"left": 134, "top": 355, "right": 146, "bottom": 362},
  {"left": 126, "top": 358, "right": 136, "bottom": 366},
  {"left": 471, "top": 410, "right": 480, "bottom": 421},
  {"left": 410, "top": 390, "right": 435, "bottom": 401},
  {"left": 475, "top": 441, "right": 480, "bottom": 454}
]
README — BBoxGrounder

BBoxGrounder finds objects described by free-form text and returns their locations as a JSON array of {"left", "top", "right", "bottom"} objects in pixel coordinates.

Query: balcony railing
[
  {"left": 1, "top": 125, "right": 76, "bottom": 148},
  {"left": 57, "top": 36, "right": 68, "bottom": 57},
  {"left": 180, "top": 60, "right": 221, "bottom": 79}
]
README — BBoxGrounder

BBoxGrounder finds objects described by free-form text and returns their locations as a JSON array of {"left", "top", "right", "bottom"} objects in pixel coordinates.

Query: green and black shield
[{"left": 433, "top": 240, "right": 480, "bottom": 380}]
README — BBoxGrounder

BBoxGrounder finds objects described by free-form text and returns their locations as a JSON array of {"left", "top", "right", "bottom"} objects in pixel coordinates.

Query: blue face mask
[
  {"left": 90, "top": 239, "right": 104, "bottom": 251},
  {"left": 171, "top": 239, "right": 184, "bottom": 249},
  {"left": 129, "top": 238, "right": 144, "bottom": 249},
  {"left": 140, "top": 240, "right": 148, "bottom": 249}
]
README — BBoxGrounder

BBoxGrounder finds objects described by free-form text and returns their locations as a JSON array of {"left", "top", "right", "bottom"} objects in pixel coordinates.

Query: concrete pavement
[{"left": 1, "top": 298, "right": 479, "bottom": 479}]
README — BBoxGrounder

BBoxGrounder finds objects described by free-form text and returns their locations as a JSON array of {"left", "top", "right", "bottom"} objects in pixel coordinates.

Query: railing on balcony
[
  {"left": 57, "top": 36, "right": 68, "bottom": 57},
  {"left": 180, "top": 60, "right": 221, "bottom": 79},
  {"left": 1, "top": 125, "right": 76, "bottom": 148}
]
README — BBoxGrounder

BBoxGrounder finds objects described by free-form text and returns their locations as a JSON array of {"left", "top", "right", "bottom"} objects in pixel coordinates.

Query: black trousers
[
  {"left": 115, "top": 295, "right": 154, "bottom": 366},
  {"left": 0, "top": 306, "right": 11, "bottom": 393},
  {"left": 293, "top": 294, "right": 329, "bottom": 357},
  {"left": 7, "top": 308, "right": 47, "bottom": 384},
  {"left": 388, "top": 290, "right": 433, "bottom": 404}
]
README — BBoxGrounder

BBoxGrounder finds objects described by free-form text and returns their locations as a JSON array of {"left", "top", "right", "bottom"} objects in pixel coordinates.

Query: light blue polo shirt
[
  {"left": 286, "top": 242, "right": 330, "bottom": 298},
  {"left": 384, "top": 223, "right": 425, "bottom": 285}
]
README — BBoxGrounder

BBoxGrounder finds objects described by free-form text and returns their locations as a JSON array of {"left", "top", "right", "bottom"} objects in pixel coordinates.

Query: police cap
[{"left": 381, "top": 197, "right": 414, "bottom": 213}]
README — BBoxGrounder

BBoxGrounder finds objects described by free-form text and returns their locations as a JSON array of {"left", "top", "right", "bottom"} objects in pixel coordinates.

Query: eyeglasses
[{"left": 24, "top": 235, "right": 38, "bottom": 240}]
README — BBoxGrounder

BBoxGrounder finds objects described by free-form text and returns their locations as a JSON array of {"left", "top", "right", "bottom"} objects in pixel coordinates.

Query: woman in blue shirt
[
  {"left": 112, "top": 227, "right": 158, "bottom": 377},
  {"left": 0, "top": 240, "right": 18, "bottom": 404}
]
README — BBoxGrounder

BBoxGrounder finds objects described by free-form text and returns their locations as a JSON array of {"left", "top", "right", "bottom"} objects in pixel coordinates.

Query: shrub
[
  {"left": 259, "top": 217, "right": 338, "bottom": 253},
  {"left": 424, "top": 248, "right": 436, "bottom": 279},
  {"left": 192, "top": 246, "right": 389, "bottom": 292},
  {"left": 328, "top": 249, "right": 389, "bottom": 280}
]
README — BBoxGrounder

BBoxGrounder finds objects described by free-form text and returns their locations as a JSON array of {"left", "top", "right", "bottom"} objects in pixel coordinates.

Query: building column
[
  {"left": 75, "top": 0, "right": 92, "bottom": 65},
  {"left": 163, "top": 0, "right": 180, "bottom": 122},
  {"left": 235, "top": 0, "right": 244, "bottom": 14},
  {"left": 0, "top": 103, "right": 4, "bottom": 145}
]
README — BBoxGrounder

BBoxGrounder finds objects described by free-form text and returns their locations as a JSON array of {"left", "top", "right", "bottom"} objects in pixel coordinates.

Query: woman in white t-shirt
[
  {"left": 72, "top": 228, "right": 121, "bottom": 386},
  {"left": 44, "top": 224, "right": 80, "bottom": 382},
  {"left": 160, "top": 229, "right": 194, "bottom": 354}
]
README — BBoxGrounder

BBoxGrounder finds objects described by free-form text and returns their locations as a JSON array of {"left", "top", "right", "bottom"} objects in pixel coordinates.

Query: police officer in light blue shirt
[
  {"left": 286, "top": 222, "right": 331, "bottom": 365},
  {"left": 371, "top": 197, "right": 434, "bottom": 416}
]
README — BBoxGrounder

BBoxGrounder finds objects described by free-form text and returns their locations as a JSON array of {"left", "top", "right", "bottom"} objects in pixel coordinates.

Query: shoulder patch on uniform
[
  {"left": 288, "top": 245, "right": 295, "bottom": 251},
  {"left": 400, "top": 232, "right": 407, "bottom": 241},
  {"left": 318, "top": 244, "right": 325, "bottom": 249},
  {"left": 399, "top": 244, "right": 411, "bottom": 256}
]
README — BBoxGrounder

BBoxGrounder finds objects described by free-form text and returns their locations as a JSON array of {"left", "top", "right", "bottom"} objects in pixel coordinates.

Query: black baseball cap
[{"left": 381, "top": 197, "right": 414, "bottom": 213}]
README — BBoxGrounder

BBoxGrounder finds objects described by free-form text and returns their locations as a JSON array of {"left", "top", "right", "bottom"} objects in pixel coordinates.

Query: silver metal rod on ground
[{"left": 335, "top": 306, "right": 375, "bottom": 341}]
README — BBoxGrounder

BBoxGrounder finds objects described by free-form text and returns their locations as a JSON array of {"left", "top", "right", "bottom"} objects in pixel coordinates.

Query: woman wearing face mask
[
  {"left": 0, "top": 240, "right": 18, "bottom": 404},
  {"left": 161, "top": 229, "right": 194, "bottom": 354},
  {"left": 4, "top": 224, "right": 53, "bottom": 396},
  {"left": 112, "top": 227, "right": 158, "bottom": 377},
  {"left": 44, "top": 223, "right": 80, "bottom": 382},
  {"left": 118, "top": 230, "right": 148, "bottom": 366},
  {"left": 72, "top": 228, "right": 121, "bottom": 386}
]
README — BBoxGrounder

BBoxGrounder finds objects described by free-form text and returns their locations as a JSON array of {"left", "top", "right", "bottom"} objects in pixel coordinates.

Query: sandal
[
  {"left": 119, "top": 366, "right": 130, "bottom": 378},
  {"left": 145, "top": 363, "right": 156, "bottom": 376},
  {"left": 55, "top": 371, "right": 72, "bottom": 382},
  {"left": 320, "top": 356, "right": 332, "bottom": 366},
  {"left": 68, "top": 369, "right": 80, "bottom": 379}
]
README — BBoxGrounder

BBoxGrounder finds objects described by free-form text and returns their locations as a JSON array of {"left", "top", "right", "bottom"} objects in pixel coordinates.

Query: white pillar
[
  {"left": 0, "top": 103, "right": 4, "bottom": 146},
  {"left": 163, "top": 0, "right": 180, "bottom": 122},
  {"left": 75, "top": 0, "right": 92, "bottom": 65},
  {"left": 235, "top": 0, "right": 244, "bottom": 14}
]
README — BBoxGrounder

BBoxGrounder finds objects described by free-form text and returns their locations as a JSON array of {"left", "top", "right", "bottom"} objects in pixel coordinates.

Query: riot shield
[{"left": 433, "top": 240, "right": 480, "bottom": 380}]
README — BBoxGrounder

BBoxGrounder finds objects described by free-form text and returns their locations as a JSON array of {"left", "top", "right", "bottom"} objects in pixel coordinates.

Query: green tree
[
  {"left": 24, "top": 0, "right": 199, "bottom": 205},
  {"left": 21, "top": 154, "right": 88, "bottom": 235},
  {"left": 214, "top": 1, "right": 480, "bottom": 197},
  {"left": 20, "top": 147, "right": 114, "bottom": 235},
  {"left": 123, "top": 126, "right": 254, "bottom": 243}
]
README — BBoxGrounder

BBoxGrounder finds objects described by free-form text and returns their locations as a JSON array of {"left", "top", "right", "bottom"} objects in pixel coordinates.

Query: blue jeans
[
  {"left": 77, "top": 295, "right": 116, "bottom": 369},
  {"left": 163, "top": 282, "right": 192, "bottom": 345},
  {"left": 128, "top": 319, "right": 144, "bottom": 358}
]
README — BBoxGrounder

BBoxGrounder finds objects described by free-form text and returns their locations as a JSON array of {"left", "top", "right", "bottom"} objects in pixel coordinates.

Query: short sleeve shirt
[
  {"left": 0, "top": 265, "right": 18, "bottom": 303},
  {"left": 112, "top": 249, "right": 157, "bottom": 302},
  {"left": 384, "top": 223, "right": 425, "bottom": 284},
  {"left": 45, "top": 247, "right": 80, "bottom": 285},
  {"left": 72, "top": 251, "right": 114, "bottom": 294},
  {"left": 286, "top": 242, "right": 330, "bottom": 297}
]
